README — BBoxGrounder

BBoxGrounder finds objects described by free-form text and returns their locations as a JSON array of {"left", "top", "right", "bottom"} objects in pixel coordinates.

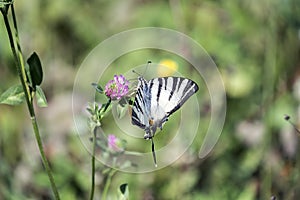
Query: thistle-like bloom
[{"left": 104, "top": 75, "right": 129, "bottom": 100}]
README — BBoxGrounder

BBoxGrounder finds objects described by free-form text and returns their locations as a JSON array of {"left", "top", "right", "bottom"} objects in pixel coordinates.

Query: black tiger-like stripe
[
  {"left": 163, "top": 77, "right": 168, "bottom": 90},
  {"left": 168, "top": 77, "right": 177, "bottom": 100},
  {"left": 177, "top": 78, "right": 184, "bottom": 92},
  {"left": 134, "top": 89, "right": 146, "bottom": 113},
  {"left": 180, "top": 81, "right": 198, "bottom": 106},
  {"left": 156, "top": 78, "right": 163, "bottom": 103}
]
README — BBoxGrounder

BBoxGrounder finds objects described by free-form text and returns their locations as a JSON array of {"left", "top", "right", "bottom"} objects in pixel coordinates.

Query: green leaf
[
  {"left": 27, "top": 52, "right": 43, "bottom": 88},
  {"left": 0, "top": 84, "right": 25, "bottom": 105},
  {"left": 118, "top": 183, "right": 129, "bottom": 200},
  {"left": 92, "top": 83, "right": 103, "bottom": 93},
  {"left": 35, "top": 86, "right": 48, "bottom": 107}
]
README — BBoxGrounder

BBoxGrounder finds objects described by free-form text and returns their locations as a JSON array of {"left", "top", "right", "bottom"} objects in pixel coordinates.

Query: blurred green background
[{"left": 1, "top": 0, "right": 300, "bottom": 199}]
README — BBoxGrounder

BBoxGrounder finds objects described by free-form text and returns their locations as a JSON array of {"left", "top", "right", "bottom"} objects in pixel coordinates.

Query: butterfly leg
[
  {"left": 143, "top": 127, "right": 158, "bottom": 166},
  {"left": 151, "top": 138, "right": 157, "bottom": 167}
]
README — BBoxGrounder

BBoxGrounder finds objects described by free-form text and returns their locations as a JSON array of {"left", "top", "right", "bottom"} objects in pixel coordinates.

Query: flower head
[
  {"left": 104, "top": 75, "right": 129, "bottom": 100},
  {"left": 107, "top": 134, "right": 123, "bottom": 153}
]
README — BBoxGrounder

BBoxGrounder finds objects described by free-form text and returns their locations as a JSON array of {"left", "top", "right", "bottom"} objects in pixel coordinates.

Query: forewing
[{"left": 149, "top": 77, "right": 199, "bottom": 117}]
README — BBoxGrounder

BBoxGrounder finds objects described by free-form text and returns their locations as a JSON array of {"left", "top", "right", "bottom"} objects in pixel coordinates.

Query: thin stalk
[
  {"left": 11, "top": 5, "right": 19, "bottom": 33},
  {"left": 101, "top": 169, "right": 117, "bottom": 200},
  {"left": 89, "top": 99, "right": 111, "bottom": 200},
  {"left": 1, "top": 10, "right": 31, "bottom": 109},
  {"left": 103, "top": 99, "right": 111, "bottom": 113},
  {"left": 89, "top": 127, "right": 97, "bottom": 200},
  {"left": 1, "top": 6, "right": 60, "bottom": 200},
  {"left": 31, "top": 116, "right": 60, "bottom": 200}
]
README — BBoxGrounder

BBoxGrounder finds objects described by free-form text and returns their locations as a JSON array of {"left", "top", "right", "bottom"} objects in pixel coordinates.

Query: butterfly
[{"left": 131, "top": 75, "right": 199, "bottom": 166}]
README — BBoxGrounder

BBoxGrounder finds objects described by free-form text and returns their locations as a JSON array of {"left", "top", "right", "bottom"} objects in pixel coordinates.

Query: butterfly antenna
[
  {"left": 284, "top": 114, "right": 300, "bottom": 135},
  {"left": 132, "top": 69, "right": 142, "bottom": 76},
  {"left": 143, "top": 60, "right": 152, "bottom": 76},
  {"left": 151, "top": 138, "right": 157, "bottom": 167},
  {"left": 132, "top": 61, "right": 152, "bottom": 77}
]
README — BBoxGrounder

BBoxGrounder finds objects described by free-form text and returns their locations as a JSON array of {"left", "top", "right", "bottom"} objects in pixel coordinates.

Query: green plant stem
[
  {"left": 89, "top": 128, "right": 97, "bottom": 200},
  {"left": 1, "top": 9, "right": 31, "bottom": 108},
  {"left": 101, "top": 169, "right": 117, "bottom": 200},
  {"left": 103, "top": 99, "right": 111, "bottom": 113},
  {"left": 1, "top": 6, "right": 60, "bottom": 200},
  {"left": 89, "top": 99, "right": 112, "bottom": 200},
  {"left": 31, "top": 116, "right": 60, "bottom": 200}
]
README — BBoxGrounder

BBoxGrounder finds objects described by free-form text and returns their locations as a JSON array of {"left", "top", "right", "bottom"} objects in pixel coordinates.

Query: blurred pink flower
[
  {"left": 107, "top": 134, "right": 123, "bottom": 152},
  {"left": 104, "top": 75, "right": 129, "bottom": 100}
]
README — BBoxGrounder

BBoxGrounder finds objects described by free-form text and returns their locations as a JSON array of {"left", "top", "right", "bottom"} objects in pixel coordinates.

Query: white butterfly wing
[
  {"left": 148, "top": 77, "right": 199, "bottom": 131},
  {"left": 131, "top": 76, "right": 198, "bottom": 138},
  {"left": 131, "top": 77, "right": 150, "bottom": 129}
]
